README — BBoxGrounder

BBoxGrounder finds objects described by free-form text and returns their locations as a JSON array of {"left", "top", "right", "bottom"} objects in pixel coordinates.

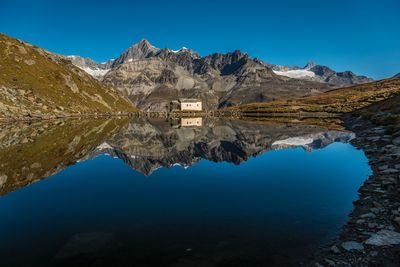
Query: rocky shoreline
[
  {"left": 0, "top": 112, "right": 135, "bottom": 122},
  {"left": 311, "top": 115, "right": 400, "bottom": 266}
]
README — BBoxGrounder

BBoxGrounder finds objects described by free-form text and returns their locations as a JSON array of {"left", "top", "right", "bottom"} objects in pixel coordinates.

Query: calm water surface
[{"left": 0, "top": 118, "right": 371, "bottom": 266}]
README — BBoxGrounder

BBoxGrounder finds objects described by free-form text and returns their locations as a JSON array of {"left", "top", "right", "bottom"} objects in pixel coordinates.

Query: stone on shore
[
  {"left": 392, "top": 136, "right": 400, "bottom": 145},
  {"left": 365, "top": 230, "right": 400, "bottom": 246},
  {"left": 341, "top": 241, "right": 364, "bottom": 251}
]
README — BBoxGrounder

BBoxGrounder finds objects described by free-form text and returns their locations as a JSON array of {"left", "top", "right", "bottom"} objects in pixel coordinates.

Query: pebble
[
  {"left": 360, "top": 213, "right": 376, "bottom": 219},
  {"left": 370, "top": 208, "right": 380, "bottom": 214},
  {"left": 0, "top": 174, "right": 8, "bottom": 187},
  {"left": 30, "top": 162, "right": 41, "bottom": 169},
  {"left": 330, "top": 245, "right": 340, "bottom": 254},
  {"left": 370, "top": 251, "right": 378, "bottom": 257},
  {"left": 324, "top": 258, "right": 336, "bottom": 266},
  {"left": 394, "top": 217, "right": 400, "bottom": 228},
  {"left": 381, "top": 169, "right": 399, "bottom": 174},
  {"left": 378, "top": 165, "right": 388, "bottom": 171},
  {"left": 392, "top": 137, "right": 400, "bottom": 145}
]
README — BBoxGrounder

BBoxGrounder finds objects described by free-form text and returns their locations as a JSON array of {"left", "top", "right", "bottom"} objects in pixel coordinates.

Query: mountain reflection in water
[
  {"left": 0, "top": 117, "right": 370, "bottom": 267},
  {"left": 0, "top": 117, "right": 354, "bottom": 193}
]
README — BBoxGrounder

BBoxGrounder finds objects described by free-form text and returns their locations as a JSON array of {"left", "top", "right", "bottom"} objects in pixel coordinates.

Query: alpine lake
[{"left": 0, "top": 116, "right": 372, "bottom": 267}]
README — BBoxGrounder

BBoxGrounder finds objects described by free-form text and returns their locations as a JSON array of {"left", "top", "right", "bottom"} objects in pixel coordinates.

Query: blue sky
[{"left": 1, "top": 0, "right": 399, "bottom": 79}]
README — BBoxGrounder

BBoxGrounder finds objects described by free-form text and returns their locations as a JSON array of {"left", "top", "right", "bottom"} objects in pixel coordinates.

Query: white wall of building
[
  {"left": 180, "top": 101, "right": 202, "bottom": 111},
  {"left": 181, "top": 117, "right": 202, "bottom": 127}
]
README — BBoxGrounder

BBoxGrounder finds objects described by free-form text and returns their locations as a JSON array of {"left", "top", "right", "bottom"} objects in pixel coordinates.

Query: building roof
[{"left": 178, "top": 98, "right": 201, "bottom": 103}]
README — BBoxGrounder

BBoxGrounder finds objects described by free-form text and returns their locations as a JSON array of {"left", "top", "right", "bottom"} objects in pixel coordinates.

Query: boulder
[
  {"left": 341, "top": 241, "right": 364, "bottom": 251},
  {"left": 365, "top": 230, "right": 400, "bottom": 246}
]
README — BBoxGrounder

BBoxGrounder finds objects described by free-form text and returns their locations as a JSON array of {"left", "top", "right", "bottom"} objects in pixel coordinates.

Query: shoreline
[
  {"left": 0, "top": 110, "right": 341, "bottom": 122},
  {"left": 0, "top": 112, "right": 136, "bottom": 123},
  {"left": 311, "top": 115, "right": 400, "bottom": 266}
]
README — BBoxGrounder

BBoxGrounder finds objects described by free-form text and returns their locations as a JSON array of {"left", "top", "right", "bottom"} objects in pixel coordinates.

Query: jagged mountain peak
[
  {"left": 111, "top": 38, "right": 160, "bottom": 67},
  {"left": 304, "top": 60, "right": 317, "bottom": 69},
  {"left": 136, "top": 38, "right": 158, "bottom": 50}
]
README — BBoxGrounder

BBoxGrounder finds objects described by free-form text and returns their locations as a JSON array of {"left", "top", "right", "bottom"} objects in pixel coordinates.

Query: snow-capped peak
[{"left": 171, "top": 47, "right": 188, "bottom": 53}]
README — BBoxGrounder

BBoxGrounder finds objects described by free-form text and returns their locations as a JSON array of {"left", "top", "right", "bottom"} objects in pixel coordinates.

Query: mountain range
[
  {"left": 68, "top": 39, "right": 373, "bottom": 111},
  {"left": 0, "top": 33, "right": 378, "bottom": 115}
]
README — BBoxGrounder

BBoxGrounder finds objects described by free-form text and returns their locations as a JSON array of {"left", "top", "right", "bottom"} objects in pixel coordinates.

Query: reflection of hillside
[
  {"left": 0, "top": 118, "right": 129, "bottom": 196},
  {"left": 97, "top": 119, "right": 354, "bottom": 175},
  {"left": 0, "top": 118, "right": 355, "bottom": 195}
]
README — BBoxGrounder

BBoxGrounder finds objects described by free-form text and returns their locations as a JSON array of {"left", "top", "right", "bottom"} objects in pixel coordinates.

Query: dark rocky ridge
[{"left": 309, "top": 65, "right": 372, "bottom": 86}]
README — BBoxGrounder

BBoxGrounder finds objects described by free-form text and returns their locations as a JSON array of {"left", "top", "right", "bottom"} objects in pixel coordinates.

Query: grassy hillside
[
  {"left": 232, "top": 78, "right": 400, "bottom": 114},
  {"left": 356, "top": 93, "right": 400, "bottom": 133},
  {"left": 0, "top": 33, "right": 137, "bottom": 120}
]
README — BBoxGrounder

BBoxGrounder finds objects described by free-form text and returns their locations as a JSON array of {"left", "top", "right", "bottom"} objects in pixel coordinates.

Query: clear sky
[{"left": 1, "top": 0, "right": 399, "bottom": 79}]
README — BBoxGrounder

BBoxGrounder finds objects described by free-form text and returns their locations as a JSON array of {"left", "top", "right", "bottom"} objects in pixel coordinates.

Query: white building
[
  {"left": 181, "top": 117, "right": 203, "bottom": 127},
  {"left": 178, "top": 99, "right": 202, "bottom": 111}
]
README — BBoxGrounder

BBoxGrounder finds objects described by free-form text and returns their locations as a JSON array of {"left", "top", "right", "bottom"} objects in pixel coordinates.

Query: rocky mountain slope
[
  {"left": 271, "top": 61, "right": 373, "bottom": 86},
  {"left": 66, "top": 55, "right": 113, "bottom": 79},
  {"left": 69, "top": 40, "right": 337, "bottom": 111},
  {"left": 0, "top": 33, "right": 136, "bottom": 120},
  {"left": 394, "top": 73, "right": 400, "bottom": 78},
  {"left": 234, "top": 77, "right": 400, "bottom": 115}
]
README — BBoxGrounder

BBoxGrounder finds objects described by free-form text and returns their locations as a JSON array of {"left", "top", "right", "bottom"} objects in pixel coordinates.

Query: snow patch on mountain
[
  {"left": 272, "top": 137, "right": 315, "bottom": 147},
  {"left": 81, "top": 67, "right": 110, "bottom": 78},
  {"left": 273, "top": 69, "right": 316, "bottom": 79},
  {"left": 171, "top": 47, "right": 188, "bottom": 53}
]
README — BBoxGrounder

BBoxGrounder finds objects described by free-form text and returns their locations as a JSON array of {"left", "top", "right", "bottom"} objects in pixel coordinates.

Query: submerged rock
[
  {"left": 54, "top": 232, "right": 119, "bottom": 260},
  {"left": 365, "top": 230, "right": 400, "bottom": 246}
]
